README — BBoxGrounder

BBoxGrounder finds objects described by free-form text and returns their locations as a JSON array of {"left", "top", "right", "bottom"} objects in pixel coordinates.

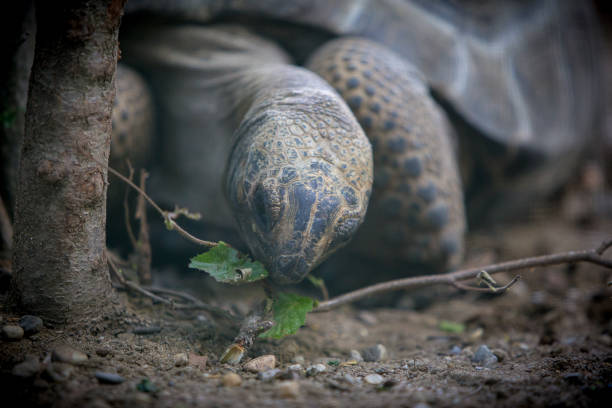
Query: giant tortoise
[{"left": 110, "top": 0, "right": 601, "bottom": 284}]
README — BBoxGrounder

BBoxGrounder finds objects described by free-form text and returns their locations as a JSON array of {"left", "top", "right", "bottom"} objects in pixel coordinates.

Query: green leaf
[
  {"left": 189, "top": 242, "right": 268, "bottom": 284},
  {"left": 438, "top": 320, "right": 465, "bottom": 333},
  {"left": 259, "top": 292, "right": 316, "bottom": 339},
  {"left": 327, "top": 360, "right": 340, "bottom": 366}
]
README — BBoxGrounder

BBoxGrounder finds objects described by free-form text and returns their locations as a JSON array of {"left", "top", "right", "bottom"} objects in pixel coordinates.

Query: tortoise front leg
[{"left": 308, "top": 38, "right": 466, "bottom": 272}]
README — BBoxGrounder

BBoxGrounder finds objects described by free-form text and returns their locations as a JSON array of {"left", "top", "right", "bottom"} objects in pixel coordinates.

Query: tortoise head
[{"left": 225, "top": 85, "right": 373, "bottom": 284}]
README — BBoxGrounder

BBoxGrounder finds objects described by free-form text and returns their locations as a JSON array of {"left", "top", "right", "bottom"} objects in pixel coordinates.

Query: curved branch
[{"left": 313, "top": 241, "right": 612, "bottom": 312}]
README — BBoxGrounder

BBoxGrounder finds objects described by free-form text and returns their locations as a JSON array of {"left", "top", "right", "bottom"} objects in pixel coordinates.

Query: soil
[{"left": 1, "top": 198, "right": 611, "bottom": 408}]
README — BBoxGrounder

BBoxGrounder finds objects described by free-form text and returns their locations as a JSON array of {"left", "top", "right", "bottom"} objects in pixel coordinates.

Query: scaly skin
[
  {"left": 308, "top": 38, "right": 465, "bottom": 270},
  {"left": 225, "top": 65, "right": 372, "bottom": 283}
]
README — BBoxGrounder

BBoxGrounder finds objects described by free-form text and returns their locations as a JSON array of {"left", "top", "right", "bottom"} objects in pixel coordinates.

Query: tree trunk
[{"left": 11, "top": 0, "right": 126, "bottom": 324}]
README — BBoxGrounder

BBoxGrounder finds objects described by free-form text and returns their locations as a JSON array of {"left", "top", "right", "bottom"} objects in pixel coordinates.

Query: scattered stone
[
  {"left": 361, "top": 344, "right": 387, "bottom": 362},
  {"left": 2, "top": 325, "right": 24, "bottom": 341},
  {"left": 277, "top": 369, "right": 300, "bottom": 380},
  {"left": 275, "top": 381, "right": 300, "bottom": 398},
  {"left": 189, "top": 353, "right": 208, "bottom": 370},
  {"left": 95, "top": 371, "right": 125, "bottom": 384},
  {"left": 364, "top": 373, "right": 385, "bottom": 385},
  {"left": 44, "top": 362, "right": 73, "bottom": 382},
  {"left": 492, "top": 348, "right": 509, "bottom": 362},
  {"left": 357, "top": 311, "right": 378, "bottom": 326},
  {"left": 288, "top": 364, "right": 303, "bottom": 372},
  {"left": 244, "top": 355, "right": 276, "bottom": 373},
  {"left": 450, "top": 345, "right": 462, "bottom": 355},
  {"left": 12, "top": 355, "right": 41, "bottom": 378},
  {"left": 469, "top": 327, "right": 484, "bottom": 341},
  {"left": 563, "top": 372, "right": 584, "bottom": 384},
  {"left": 132, "top": 326, "right": 162, "bottom": 335},
  {"left": 95, "top": 347, "right": 111, "bottom": 357},
  {"left": 174, "top": 353, "right": 189, "bottom": 367},
  {"left": 221, "top": 372, "right": 242, "bottom": 387},
  {"left": 350, "top": 349, "right": 364, "bottom": 362},
  {"left": 258, "top": 368, "right": 281, "bottom": 381},
  {"left": 19, "top": 315, "right": 43, "bottom": 336},
  {"left": 292, "top": 355, "right": 305, "bottom": 364},
  {"left": 52, "top": 345, "right": 88, "bottom": 364},
  {"left": 306, "top": 363, "right": 326, "bottom": 377},
  {"left": 342, "top": 374, "right": 359, "bottom": 385},
  {"left": 472, "top": 345, "right": 498, "bottom": 367}
]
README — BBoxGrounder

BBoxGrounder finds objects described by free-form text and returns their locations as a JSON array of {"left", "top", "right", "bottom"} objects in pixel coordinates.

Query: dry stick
[
  {"left": 106, "top": 164, "right": 217, "bottom": 248},
  {"left": 313, "top": 243, "right": 612, "bottom": 312},
  {"left": 107, "top": 246, "right": 239, "bottom": 321},
  {"left": 143, "top": 286, "right": 239, "bottom": 322},
  {"left": 122, "top": 161, "right": 138, "bottom": 248},
  {"left": 134, "top": 170, "right": 153, "bottom": 284}
]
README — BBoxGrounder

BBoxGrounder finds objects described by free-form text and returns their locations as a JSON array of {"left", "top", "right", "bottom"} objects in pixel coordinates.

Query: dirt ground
[{"left": 1, "top": 185, "right": 611, "bottom": 408}]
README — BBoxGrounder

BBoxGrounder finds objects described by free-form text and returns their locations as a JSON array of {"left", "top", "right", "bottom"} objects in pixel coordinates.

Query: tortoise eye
[{"left": 252, "top": 184, "right": 281, "bottom": 233}]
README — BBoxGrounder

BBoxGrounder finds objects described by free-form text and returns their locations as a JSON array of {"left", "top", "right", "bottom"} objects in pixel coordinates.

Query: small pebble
[
  {"left": 95, "top": 347, "right": 111, "bottom": 357},
  {"left": 292, "top": 355, "right": 305, "bottom": 364},
  {"left": 277, "top": 369, "right": 300, "bottom": 380},
  {"left": 288, "top": 364, "right": 303, "bottom": 371},
  {"left": 469, "top": 327, "right": 484, "bottom": 341},
  {"left": 357, "top": 311, "right": 378, "bottom": 326},
  {"left": 52, "top": 345, "right": 88, "bottom": 364},
  {"left": 563, "top": 372, "right": 583, "bottom": 384},
  {"left": 12, "top": 355, "right": 41, "bottom": 378},
  {"left": 258, "top": 368, "right": 281, "bottom": 381},
  {"left": 221, "top": 372, "right": 242, "bottom": 387},
  {"left": 361, "top": 344, "right": 387, "bottom": 362},
  {"left": 492, "top": 348, "right": 508, "bottom": 362},
  {"left": 132, "top": 326, "right": 162, "bottom": 335},
  {"left": 350, "top": 350, "right": 364, "bottom": 362},
  {"left": 95, "top": 371, "right": 125, "bottom": 384},
  {"left": 450, "top": 345, "right": 462, "bottom": 355},
  {"left": 364, "top": 373, "right": 385, "bottom": 385},
  {"left": 19, "top": 315, "right": 43, "bottom": 336},
  {"left": 244, "top": 355, "right": 276, "bottom": 372},
  {"left": 2, "top": 325, "right": 24, "bottom": 341},
  {"left": 44, "top": 362, "right": 73, "bottom": 382},
  {"left": 276, "top": 381, "right": 300, "bottom": 398},
  {"left": 174, "top": 353, "right": 189, "bottom": 367},
  {"left": 306, "top": 363, "right": 326, "bottom": 377},
  {"left": 472, "top": 345, "right": 498, "bottom": 367},
  {"left": 343, "top": 374, "right": 359, "bottom": 385}
]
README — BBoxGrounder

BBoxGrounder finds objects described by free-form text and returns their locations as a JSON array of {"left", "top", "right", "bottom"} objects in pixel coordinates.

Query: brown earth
[{"left": 1, "top": 184, "right": 611, "bottom": 408}]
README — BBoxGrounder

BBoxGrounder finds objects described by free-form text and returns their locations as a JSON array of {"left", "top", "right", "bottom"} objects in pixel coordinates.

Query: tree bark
[{"left": 11, "top": 0, "right": 126, "bottom": 324}]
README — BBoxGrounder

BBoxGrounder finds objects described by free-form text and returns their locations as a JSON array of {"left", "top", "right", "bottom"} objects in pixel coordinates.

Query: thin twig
[
  {"left": 596, "top": 239, "right": 612, "bottom": 255},
  {"left": 107, "top": 164, "right": 164, "bottom": 216},
  {"left": 452, "top": 275, "right": 521, "bottom": 293},
  {"left": 106, "top": 249, "right": 126, "bottom": 285},
  {"left": 135, "top": 170, "right": 152, "bottom": 284},
  {"left": 313, "top": 241, "right": 612, "bottom": 312},
  {"left": 122, "top": 161, "right": 138, "bottom": 248},
  {"left": 143, "top": 286, "right": 239, "bottom": 322},
  {"left": 107, "top": 164, "right": 218, "bottom": 248}
]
